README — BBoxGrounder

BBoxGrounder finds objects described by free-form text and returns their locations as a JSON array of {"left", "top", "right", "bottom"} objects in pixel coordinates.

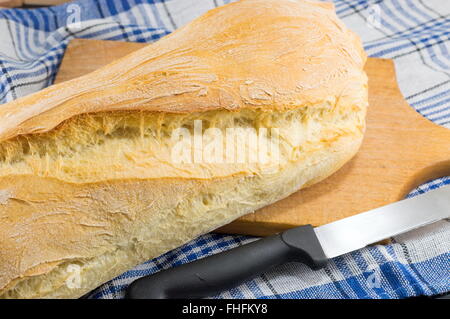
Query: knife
[{"left": 126, "top": 185, "right": 450, "bottom": 299}]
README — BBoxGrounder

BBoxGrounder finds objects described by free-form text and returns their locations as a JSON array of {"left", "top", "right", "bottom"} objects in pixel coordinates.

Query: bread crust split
[{"left": 0, "top": 0, "right": 368, "bottom": 298}]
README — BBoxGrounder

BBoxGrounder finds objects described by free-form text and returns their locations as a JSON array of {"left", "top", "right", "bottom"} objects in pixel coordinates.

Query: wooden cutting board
[{"left": 55, "top": 39, "right": 450, "bottom": 236}]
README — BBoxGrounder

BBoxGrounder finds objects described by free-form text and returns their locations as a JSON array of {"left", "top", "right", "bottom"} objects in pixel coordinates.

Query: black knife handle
[{"left": 125, "top": 225, "right": 328, "bottom": 299}]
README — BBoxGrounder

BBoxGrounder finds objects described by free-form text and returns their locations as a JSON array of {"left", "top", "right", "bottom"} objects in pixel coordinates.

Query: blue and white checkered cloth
[{"left": 0, "top": 0, "right": 449, "bottom": 299}]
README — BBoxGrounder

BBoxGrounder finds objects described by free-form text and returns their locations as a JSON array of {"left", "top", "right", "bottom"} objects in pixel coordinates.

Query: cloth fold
[{"left": 0, "top": 0, "right": 448, "bottom": 299}]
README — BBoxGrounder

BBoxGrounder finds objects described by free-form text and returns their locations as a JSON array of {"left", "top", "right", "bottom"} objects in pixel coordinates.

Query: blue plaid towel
[{"left": 0, "top": 0, "right": 449, "bottom": 299}]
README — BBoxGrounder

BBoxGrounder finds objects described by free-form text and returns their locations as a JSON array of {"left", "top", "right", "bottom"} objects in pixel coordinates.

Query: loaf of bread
[{"left": 0, "top": 0, "right": 367, "bottom": 298}]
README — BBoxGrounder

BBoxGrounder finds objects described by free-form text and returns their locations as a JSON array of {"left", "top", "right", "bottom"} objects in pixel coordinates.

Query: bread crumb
[{"left": 0, "top": 190, "right": 11, "bottom": 205}]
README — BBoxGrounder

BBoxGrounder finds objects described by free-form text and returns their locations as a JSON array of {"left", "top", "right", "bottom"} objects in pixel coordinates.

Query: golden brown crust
[
  {"left": 0, "top": 0, "right": 368, "bottom": 298},
  {"left": 0, "top": 0, "right": 366, "bottom": 143},
  {"left": 0, "top": 134, "right": 363, "bottom": 299}
]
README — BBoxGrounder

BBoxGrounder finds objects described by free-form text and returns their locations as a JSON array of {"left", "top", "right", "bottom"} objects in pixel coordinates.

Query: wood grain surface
[
  {"left": 55, "top": 39, "right": 450, "bottom": 236},
  {"left": 0, "top": 0, "right": 23, "bottom": 8},
  {"left": 0, "top": 0, "right": 69, "bottom": 7}
]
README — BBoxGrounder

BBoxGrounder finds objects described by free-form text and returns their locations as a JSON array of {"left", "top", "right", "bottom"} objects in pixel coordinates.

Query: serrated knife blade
[{"left": 314, "top": 185, "right": 450, "bottom": 258}]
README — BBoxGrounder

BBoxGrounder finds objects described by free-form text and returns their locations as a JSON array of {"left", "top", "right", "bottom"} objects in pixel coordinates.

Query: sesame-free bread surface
[{"left": 0, "top": 0, "right": 368, "bottom": 298}]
